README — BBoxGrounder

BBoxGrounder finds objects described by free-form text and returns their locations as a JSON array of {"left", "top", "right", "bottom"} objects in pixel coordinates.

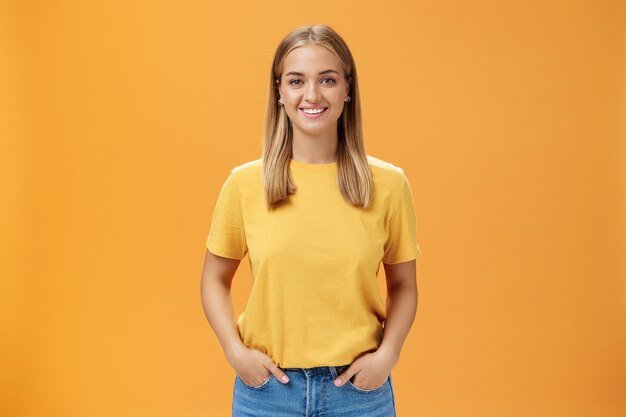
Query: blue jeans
[{"left": 232, "top": 364, "right": 397, "bottom": 417}]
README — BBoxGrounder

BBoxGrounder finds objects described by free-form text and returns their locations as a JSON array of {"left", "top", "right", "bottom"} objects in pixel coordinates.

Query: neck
[{"left": 291, "top": 129, "right": 338, "bottom": 164}]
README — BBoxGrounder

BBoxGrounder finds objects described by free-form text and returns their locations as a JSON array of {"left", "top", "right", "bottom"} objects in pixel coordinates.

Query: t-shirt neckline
[{"left": 290, "top": 157, "right": 337, "bottom": 172}]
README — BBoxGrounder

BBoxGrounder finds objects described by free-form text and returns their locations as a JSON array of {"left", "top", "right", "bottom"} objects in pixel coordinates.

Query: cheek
[
  {"left": 283, "top": 96, "right": 300, "bottom": 108},
  {"left": 330, "top": 91, "right": 347, "bottom": 104}
]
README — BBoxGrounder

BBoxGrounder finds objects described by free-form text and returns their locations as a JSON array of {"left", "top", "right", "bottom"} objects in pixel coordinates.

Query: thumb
[{"left": 267, "top": 361, "right": 290, "bottom": 384}]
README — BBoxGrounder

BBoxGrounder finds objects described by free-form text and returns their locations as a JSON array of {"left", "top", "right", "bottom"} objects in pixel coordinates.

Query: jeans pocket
[
  {"left": 237, "top": 373, "right": 274, "bottom": 389},
  {"left": 345, "top": 374, "right": 389, "bottom": 394}
]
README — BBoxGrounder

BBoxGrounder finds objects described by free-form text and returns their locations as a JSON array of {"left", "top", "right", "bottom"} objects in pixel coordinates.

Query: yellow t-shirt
[{"left": 206, "top": 155, "right": 421, "bottom": 368}]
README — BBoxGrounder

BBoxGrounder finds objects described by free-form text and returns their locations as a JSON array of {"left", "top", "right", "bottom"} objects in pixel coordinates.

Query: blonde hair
[{"left": 262, "top": 24, "right": 372, "bottom": 210}]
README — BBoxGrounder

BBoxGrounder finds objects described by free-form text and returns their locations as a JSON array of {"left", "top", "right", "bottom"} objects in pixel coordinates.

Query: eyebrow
[{"left": 284, "top": 69, "right": 340, "bottom": 77}]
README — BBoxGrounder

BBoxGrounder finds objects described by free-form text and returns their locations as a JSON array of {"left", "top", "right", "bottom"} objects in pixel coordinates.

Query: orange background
[{"left": 2, "top": 1, "right": 625, "bottom": 416}]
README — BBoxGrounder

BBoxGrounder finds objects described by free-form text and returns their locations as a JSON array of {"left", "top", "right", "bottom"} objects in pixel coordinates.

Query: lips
[{"left": 299, "top": 107, "right": 328, "bottom": 119}]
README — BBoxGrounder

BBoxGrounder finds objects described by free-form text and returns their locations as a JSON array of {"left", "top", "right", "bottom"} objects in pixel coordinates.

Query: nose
[{"left": 304, "top": 81, "right": 321, "bottom": 103}]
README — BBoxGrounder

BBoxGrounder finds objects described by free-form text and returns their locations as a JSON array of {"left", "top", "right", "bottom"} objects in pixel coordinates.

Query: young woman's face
[{"left": 278, "top": 44, "right": 350, "bottom": 138}]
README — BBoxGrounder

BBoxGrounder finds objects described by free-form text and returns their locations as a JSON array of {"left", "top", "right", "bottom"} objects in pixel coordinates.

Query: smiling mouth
[{"left": 299, "top": 107, "right": 328, "bottom": 117}]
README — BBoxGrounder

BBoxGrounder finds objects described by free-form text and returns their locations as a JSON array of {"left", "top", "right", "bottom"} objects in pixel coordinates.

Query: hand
[
  {"left": 333, "top": 348, "right": 397, "bottom": 390},
  {"left": 228, "top": 345, "right": 290, "bottom": 386}
]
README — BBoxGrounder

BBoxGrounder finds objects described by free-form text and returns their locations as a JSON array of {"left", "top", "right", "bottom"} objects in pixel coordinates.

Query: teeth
[{"left": 302, "top": 108, "right": 325, "bottom": 114}]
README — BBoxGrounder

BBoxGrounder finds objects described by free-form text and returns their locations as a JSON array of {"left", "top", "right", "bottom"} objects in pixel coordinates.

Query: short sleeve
[
  {"left": 382, "top": 171, "right": 422, "bottom": 264},
  {"left": 206, "top": 171, "right": 248, "bottom": 260}
]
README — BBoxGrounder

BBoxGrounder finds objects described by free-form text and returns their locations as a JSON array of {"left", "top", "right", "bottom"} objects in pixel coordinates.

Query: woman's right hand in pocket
[{"left": 229, "top": 345, "right": 290, "bottom": 386}]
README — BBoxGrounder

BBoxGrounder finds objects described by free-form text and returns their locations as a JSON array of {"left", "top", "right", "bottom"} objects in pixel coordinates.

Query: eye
[{"left": 288, "top": 78, "right": 337, "bottom": 87}]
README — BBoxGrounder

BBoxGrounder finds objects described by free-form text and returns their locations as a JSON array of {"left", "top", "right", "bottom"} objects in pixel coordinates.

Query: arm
[
  {"left": 378, "top": 259, "right": 418, "bottom": 364},
  {"left": 333, "top": 259, "right": 418, "bottom": 388},
  {"left": 199, "top": 249, "right": 247, "bottom": 365},
  {"left": 200, "top": 249, "right": 291, "bottom": 385}
]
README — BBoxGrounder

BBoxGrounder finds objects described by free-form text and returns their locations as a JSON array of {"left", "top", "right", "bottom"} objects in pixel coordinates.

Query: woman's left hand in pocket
[{"left": 333, "top": 348, "right": 397, "bottom": 390}]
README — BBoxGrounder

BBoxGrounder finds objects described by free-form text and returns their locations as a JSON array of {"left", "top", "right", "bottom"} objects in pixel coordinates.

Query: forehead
[{"left": 282, "top": 44, "right": 342, "bottom": 75}]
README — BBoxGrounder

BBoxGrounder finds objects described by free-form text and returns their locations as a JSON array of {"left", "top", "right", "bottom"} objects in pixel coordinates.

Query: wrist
[
  {"left": 377, "top": 343, "right": 400, "bottom": 365},
  {"left": 226, "top": 341, "right": 247, "bottom": 364}
]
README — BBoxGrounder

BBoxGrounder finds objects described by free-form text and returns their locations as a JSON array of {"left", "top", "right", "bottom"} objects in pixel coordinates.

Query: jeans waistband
[{"left": 282, "top": 364, "right": 350, "bottom": 378}]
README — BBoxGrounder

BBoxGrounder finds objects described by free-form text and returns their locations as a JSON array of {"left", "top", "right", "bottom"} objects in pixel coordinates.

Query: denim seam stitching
[
  {"left": 345, "top": 374, "right": 388, "bottom": 393},
  {"left": 237, "top": 374, "right": 272, "bottom": 389}
]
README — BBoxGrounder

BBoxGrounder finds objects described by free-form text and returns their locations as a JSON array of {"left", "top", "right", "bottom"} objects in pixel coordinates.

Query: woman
[{"left": 200, "top": 24, "right": 421, "bottom": 417}]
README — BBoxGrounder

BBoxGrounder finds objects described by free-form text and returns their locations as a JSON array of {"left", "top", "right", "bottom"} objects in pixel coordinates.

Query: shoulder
[
  {"left": 228, "top": 157, "right": 263, "bottom": 178},
  {"left": 230, "top": 157, "right": 263, "bottom": 175},
  {"left": 366, "top": 154, "right": 408, "bottom": 189},
  {"left": 366, "top": 154, "right": 404, "bottom": 173},
  {"left": 229, "top": 155, "right": 403, "bottom": 174},
  {"left": 225, "top": 155, "right": 408, "bottom": 187},
  {"left": 222, "top": 158, "right": 263, "bottom": 192}
]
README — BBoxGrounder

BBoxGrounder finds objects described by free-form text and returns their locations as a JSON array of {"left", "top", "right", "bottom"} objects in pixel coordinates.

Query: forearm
[
  {"left": 200, "top": 279, "right": 246, "bottom": 364},
  {"left": 378, "top": 282, "right": 418, "bottom": 361}
]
